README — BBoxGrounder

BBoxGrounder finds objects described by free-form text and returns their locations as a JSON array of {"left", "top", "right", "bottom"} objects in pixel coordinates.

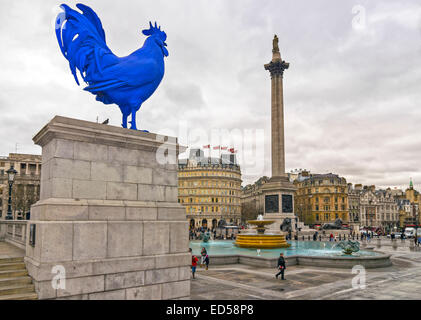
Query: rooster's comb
[{"left": 142, "top": 21, "right": 166, "bottom": 38}]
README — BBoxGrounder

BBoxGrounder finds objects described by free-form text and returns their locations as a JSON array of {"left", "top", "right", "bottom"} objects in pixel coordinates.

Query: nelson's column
[{"left": 262, "top": 35, "right": 297, "bottom": 232}]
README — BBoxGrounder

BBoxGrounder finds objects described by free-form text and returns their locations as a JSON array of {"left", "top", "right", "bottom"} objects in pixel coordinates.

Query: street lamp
[{"left": 6, "top": 166, "right": 17, "bottom": 220}]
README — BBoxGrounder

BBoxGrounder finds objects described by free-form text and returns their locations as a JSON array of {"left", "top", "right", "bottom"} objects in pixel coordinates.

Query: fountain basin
[
  {"left": 235, "top": 234, "right": 290, "bottom": 248},
  {"left": 190, "top": 240, "right": 392, "bottom": 269}
]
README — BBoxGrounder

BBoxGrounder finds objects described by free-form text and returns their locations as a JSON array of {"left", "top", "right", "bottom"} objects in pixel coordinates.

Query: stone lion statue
[
  {"left": 217, "top": 219, "right": 227, "bottom": 228},
  {"left": 280, "top": 218, "right": 292, "bottom": 232},
  {"left": 321, "top": 218, "right": 343, "bottom": 230}
]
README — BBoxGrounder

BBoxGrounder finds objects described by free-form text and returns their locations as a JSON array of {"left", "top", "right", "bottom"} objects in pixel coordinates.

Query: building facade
[
  {"left": 240, "top": 176, "right": 270, "bottom": 218},
  {"left": 404, "top": 179, "right": 420, "bottom": 226},
  {"left": 347, "top": 183, "right": 361, "bottom": 228},
  {"left": 352, "top": 185, "right": 399, "bottom": 232},
  {"left": 0, "top": 153, "right": 41, "bottom": 220},
  {"left": 293, "top": 171, "right": 349, "bottom": 226},
  {"left": 178, "top": 149, "right": 242, "bottom": 230}
]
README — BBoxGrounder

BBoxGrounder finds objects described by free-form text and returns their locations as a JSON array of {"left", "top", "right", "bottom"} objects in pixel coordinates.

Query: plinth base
[{"left": 26, "top": 116, "right": 190, "bottom": 300}]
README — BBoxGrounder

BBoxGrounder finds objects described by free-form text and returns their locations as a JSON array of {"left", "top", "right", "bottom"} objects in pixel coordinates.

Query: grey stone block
[
  {"left": 92, "top": 256, "right": 155, "bottom": 274},
  {"left": 56, "top": 275, "right": 105, "bottom": 297},
  {"left": 56, "top": 294, "right": 89, "bottom": 300},
  {"left": 123, "top": 166, "right": 153, "bottom": 184},
  {"left": 37, "top": 204, "right": 89, "bottom": 221},
  {"left": 50, "top": 158, "right": 91, "bottom": 180},
  {"left": 178, "top": 266, "right": 191, "bottom": 281},
  {"left": 155, "top": 253, "right": 191, "bottom": 269},
  {"left": 137, "top": 150, "right": 157, "bottom": 168},
  {"left": 73, "top": 180, "right": 107, "bottom": 200},
  {"left": 91, "top": 161, "right": 123, "bottom": 182},
  {"left": 89, "top": 289, "right": 126, "bottom": 300},
  {"left": 88, "top": 205, "right": 125, "bottom": 220},
  {"left": 105, "top": 271, "right": 145, "bottom": 290},
  {"left": 107, "top": 222, "right": 143, "bottom": 258},
  {"left": 108, "top": 146, "right": 140, "bottom": 166},
  {"left": 55, "top": 139, "right": 75, "bottom": 159},
  {"left": 157, "top": 206, "right": 186, "bottom": 220},
  {"left": 106, "top": 182, "right": 137, "bottom": 200},
  {"left": 165, "top": 186, "right": 178, "bottom": 202},
  {"left": 145, "top": 267, "right": 179, "bottom": 285},
  {"left": 126, "top": 206, "right": 157, "bottom": 221},
  {"left": 50, "top": 178, "right": 73, "bottom": 198},
  {"left": 153, "top": 168, "right": 177, "bottom": 186},
  {"left": 34, "top": 280, "right": 57, "bottom": 300},
  {"left": 170, "top": 222, "right": 189, "bottom": 254},
  {"left": 161, "top": 280, "right": 190, "bottom": 299},
  {"left": 39, "top": 222, "right": 73, "bottom": 262},
  {"left": 126, "top": 284, "right": 162, "bottom": 300},
  {"left": 137, "top": 184, "right": 165, "bottom": 201},
  {"left": 73, "top": 222, "right": 107, "bottom": 260},
  {"left": 143, "top": 222, "right": 170, "bottom": 255},
  {"left": 74, "top": 141, "right": 108, "bottom": 162}
]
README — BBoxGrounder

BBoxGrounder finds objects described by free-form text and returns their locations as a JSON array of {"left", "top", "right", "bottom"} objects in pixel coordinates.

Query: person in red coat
[{"left": 189, "top": 248, "right": 199, "bottom": 279}]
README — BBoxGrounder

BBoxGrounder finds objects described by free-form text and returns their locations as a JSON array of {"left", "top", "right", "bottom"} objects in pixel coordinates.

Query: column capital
[{"left": 264, "top": 60, "right": 290, "bottom": 78}]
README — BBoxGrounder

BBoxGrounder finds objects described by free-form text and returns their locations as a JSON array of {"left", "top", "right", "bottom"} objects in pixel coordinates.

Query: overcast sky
[{"left": 0, "top": 0, "right": 420, "bottom": 190}]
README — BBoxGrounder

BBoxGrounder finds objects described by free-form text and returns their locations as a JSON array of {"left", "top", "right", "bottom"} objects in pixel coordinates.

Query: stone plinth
[
  {"left": 25, "top": 116, "right": 190, "bottom": 300},
  {"left": 261, "top": 176, "right": 296, "bottom": 232}
]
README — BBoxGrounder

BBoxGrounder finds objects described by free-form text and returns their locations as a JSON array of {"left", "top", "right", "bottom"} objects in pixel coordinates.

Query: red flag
[
  {"left": 213, "top": 145, "right": 220, "bottom": 150},
  {"left": 229, "top": 148, "right": 237, "bottom": 153},
  {"left": 203, "top": 144, "right": 210, "bottom": 149},
  {"left": 221, "top": 146, "right": 228, "bottom": 150}
]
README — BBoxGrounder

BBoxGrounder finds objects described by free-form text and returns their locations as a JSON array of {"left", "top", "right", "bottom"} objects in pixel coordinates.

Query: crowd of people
[{"left": 189, "top": 227, "right": 238, "bottom": 240}]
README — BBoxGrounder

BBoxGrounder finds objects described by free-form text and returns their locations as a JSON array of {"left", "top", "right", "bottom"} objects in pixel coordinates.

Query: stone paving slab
[{"left": 0, "top": 242, "right": 25, "bottom": 259}]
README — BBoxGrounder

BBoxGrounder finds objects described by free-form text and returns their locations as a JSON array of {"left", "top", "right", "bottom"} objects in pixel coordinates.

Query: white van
[{"left": 404, "top": 227, "right": 415, "bottom": 238}]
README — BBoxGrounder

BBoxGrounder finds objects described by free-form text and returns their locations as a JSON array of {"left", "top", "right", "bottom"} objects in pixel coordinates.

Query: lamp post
[{"left": 6, "top": 166, "right": 17, "bottom": 220}]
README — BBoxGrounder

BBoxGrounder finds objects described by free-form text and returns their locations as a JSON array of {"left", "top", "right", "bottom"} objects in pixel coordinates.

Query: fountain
[
  {"left": 334, "top": 240, "right": 360, "bottom": 255},
  {"left": 235, "top": 215, "right": 290, "bottom": 248}
]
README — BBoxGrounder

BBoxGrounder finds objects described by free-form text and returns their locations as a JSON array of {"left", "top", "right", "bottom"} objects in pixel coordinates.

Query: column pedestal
[{"left": 25, "top": 116, "right": 190, "bottom": 300}]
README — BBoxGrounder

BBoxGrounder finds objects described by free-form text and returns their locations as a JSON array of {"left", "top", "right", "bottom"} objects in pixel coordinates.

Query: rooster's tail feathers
[{"left": 55, "top": 3, "right": 115, "bottom": 85}]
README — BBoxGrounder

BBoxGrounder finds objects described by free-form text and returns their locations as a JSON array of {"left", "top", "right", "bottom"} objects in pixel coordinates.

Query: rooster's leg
[
  {"left": 129, "top": 108, "right": 137, "bottom": 130},
  {"left": 121, "top": 108, "right": 129, "bottom": 128}
]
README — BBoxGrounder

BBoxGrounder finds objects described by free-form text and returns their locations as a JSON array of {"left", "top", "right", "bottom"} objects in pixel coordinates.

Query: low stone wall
[
  {"left": 295, "top": 253, "right": 392, "bottom": 269},
  {"left": 208, "top": 252, "right": 391, "bottom": 269}
]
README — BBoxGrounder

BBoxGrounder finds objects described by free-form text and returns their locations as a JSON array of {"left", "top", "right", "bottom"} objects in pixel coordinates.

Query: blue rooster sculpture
[{"left": 55, "top": 3, "right": 168, "bottom": 130}]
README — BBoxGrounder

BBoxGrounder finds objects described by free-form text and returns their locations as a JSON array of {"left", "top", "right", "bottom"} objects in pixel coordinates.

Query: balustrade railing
[{"left": 0, "top": 220, "right": 28, "bottom": 250}]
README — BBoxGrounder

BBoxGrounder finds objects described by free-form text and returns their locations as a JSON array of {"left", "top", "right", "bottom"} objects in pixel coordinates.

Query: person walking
[
  {"left": 275, "top": 253, "right": 286, "bottom": 280},
  {"left": 204, "top": 253, "right": 210, "bottom": 270},
  {"left": 189, "top": 248, "right": 199, "bottom": 279},
  {"left": 200, "top": 247, "right": 207, "bottom": 268}
]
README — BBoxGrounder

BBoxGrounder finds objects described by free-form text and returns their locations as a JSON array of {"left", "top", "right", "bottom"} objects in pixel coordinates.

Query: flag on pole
[
  {"left": 229, "top": 148, "right": 237, "bottom": 153},
  {"left": 213, "top": 145, "right": 220, "bottom": 150},
  {"left": 221, "top": 146, "right": 228, "bottom": 150},
  {"left": 203, "top": 144, "right": 210, "bottom": 149}
]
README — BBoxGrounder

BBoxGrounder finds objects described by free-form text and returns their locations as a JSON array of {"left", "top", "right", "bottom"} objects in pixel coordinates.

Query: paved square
[{"left": 188, "top": 247, "right": 421, "bottom": 300}]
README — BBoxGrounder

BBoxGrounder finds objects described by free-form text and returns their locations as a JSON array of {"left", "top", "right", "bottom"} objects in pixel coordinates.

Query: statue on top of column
[{"left": 272, "top": 34, "right": 279, "bottom": 53}]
